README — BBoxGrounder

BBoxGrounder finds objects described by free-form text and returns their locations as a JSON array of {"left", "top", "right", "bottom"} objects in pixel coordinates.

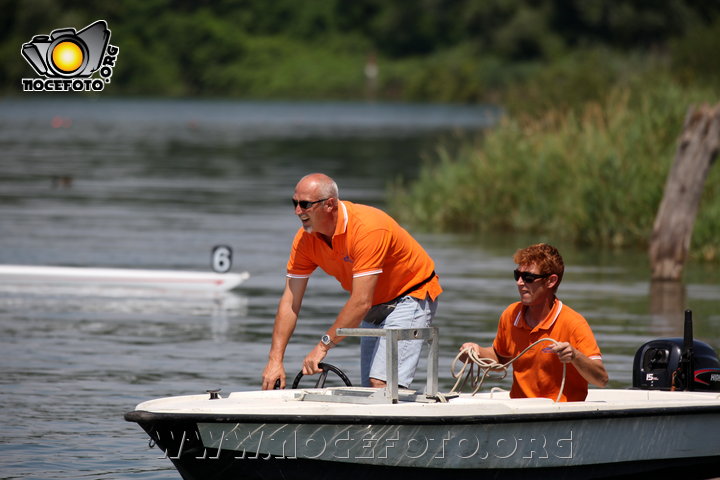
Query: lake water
[{"left": 1, "top": 98, "right": 719, "bottom": 480}]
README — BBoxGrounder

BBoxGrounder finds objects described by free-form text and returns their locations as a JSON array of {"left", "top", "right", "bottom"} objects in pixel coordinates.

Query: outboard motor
[{"left": 633, "top": 310, "right": 720, "bottom": 391}]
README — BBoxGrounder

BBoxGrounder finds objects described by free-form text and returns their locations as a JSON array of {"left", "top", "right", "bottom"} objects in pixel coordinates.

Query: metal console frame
[{"left": 297, "top": 327, "right": 440, "bottom": 404}]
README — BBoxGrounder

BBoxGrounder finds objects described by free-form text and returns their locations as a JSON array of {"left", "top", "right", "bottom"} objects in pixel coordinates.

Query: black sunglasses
[
  {"left": 513, "top": 269, "right": 551, "bottom": 283},
  {"left": 292, "top": 198, "right": 328, "bottom": 209}
]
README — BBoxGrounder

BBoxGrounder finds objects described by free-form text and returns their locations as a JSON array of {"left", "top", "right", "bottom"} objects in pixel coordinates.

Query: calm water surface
[{"left": 1, "top": 98, "right": 718, "bottom": 480}]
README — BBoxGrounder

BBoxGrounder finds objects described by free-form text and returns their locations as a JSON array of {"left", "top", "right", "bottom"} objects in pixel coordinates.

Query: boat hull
[
  {"left": 125, "top": 389, "right": 720, "bottom": 479},
  {"left": 0, "top": 265, "right": 249, "bottom": 291}
]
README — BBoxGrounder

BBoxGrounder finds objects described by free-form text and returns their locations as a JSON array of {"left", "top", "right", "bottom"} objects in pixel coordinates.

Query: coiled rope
[{"left": 449, "top": 337, "right": 567, "bottom": 403}]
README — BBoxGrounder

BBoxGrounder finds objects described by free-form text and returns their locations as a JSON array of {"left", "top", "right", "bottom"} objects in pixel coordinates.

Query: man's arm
[
  {"left": 261, "top": 277, "right": 308, "bottom": 390},
  {"left": 552, "top": 342, "right": 609, "bottom": 388},
  {"left": 302, "top": 274, "right": 378, "bottom": 375}
]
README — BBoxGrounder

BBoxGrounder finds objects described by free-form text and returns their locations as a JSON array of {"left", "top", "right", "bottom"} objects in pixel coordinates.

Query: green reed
[{"left": 390, "top": 80, "right": 720, "bottom": 259}]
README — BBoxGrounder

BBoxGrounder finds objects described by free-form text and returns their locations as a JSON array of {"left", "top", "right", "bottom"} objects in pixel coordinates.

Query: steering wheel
[{"left": 291, "top": 362, "right": 353, "bottom": 389}]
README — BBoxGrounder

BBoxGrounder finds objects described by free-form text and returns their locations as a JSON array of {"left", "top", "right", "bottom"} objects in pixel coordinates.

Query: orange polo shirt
[
  {"left": 286, "top": 201, "right": 442, "bottom": 305},
  {"left": 493, "top": 299, "right": 602, "bottom": 402}
]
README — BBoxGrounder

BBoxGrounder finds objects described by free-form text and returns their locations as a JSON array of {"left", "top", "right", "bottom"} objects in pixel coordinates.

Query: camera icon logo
[
  {"left": 21, "top": 20, "right": 119, "bottom": 92},
  {"left": 22, "top": 20, "right": 110, "bottom": 78}
]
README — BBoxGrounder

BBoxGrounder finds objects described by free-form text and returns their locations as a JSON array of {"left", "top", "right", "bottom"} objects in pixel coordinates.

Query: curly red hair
[{"left": 513, "top": 243, "right": 564, "bottom": 289}]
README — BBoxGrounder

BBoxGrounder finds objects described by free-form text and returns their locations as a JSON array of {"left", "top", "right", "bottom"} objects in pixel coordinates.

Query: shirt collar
[
  {"left": 513, "top": 298, "right": 563, "bottom": 331},
  {"left": 333, "top": 200, "right": 348, "bottom": 237}
]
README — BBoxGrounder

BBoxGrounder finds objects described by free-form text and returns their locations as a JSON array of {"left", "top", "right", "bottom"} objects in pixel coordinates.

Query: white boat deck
[{"left": 135, "top": 387, "right": 720, "bottom": 418}]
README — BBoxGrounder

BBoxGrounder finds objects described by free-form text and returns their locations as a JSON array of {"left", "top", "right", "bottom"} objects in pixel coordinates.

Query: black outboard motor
[{"left": 633, "top": 310, "right": 720, "bottom": 391}]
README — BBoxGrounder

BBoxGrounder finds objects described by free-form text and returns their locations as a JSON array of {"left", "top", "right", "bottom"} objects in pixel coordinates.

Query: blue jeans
[{"left": 360, "top": 295, "right": 438, "bottom": 388}]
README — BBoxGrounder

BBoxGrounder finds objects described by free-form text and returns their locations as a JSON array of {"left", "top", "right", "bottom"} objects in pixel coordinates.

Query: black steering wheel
[{"left": 291, "top": 362, "right": 353, "bottom": 389}]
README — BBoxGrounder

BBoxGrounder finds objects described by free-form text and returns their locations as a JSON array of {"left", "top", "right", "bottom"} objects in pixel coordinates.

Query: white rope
[{"left": 449, "top": 337, "right": 567, "bottom": 403}]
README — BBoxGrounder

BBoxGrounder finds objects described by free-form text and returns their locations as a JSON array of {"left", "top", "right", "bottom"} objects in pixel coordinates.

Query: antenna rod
[{"left": 683, "top": 309, "right": 695, "bottom": 391}]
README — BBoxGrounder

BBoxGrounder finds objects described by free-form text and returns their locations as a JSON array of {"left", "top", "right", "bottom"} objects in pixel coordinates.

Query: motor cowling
[{"left": 633, "top": 338, "right": 720, "bottom": 391}]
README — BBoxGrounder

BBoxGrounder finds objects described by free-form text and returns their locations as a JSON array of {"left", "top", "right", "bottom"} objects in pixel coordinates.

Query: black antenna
[{"left": 681, "top": 309, "right": 695, "bottom": 391}]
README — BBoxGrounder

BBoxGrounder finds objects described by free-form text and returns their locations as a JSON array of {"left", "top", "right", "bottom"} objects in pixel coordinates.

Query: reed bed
[{"left": 391, "top": 82, "right": 720, "bottom": 259}]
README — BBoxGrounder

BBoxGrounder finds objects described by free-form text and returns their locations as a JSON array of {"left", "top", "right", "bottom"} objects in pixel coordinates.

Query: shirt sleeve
[
  {"left": 571, "top": 319, "right": 603, "bottom": 360},
  {"left": 492, "top": 305, "right": 515, "bottom": 359},
  {"left": 286, "top": 229, "right": 317, "bottom": 278}
]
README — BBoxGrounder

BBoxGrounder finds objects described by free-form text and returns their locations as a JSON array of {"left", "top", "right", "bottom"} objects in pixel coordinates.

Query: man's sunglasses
[
  {"left": 513, "top": 269, "right": 551, "bottom": 283},
  {"left": 292, "top": 198, "right": 328, "bottom": 209}
]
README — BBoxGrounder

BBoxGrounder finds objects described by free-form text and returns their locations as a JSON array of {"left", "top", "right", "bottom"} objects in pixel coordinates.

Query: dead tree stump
[{"left": 649, "top": 103, "right": 720, "bottom": 280}]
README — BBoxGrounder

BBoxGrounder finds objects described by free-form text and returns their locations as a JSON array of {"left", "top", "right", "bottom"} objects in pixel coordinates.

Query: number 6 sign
[{"left": 211, "top": 245, "right": 232, "bottom": 273}]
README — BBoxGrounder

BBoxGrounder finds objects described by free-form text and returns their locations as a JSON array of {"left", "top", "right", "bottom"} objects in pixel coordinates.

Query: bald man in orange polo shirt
[
  {"left": 262, "top": 173, "right": 442, "bottom": 390},
  {"left": 460, "top": 243, "right": 608, "bottom": 401}
]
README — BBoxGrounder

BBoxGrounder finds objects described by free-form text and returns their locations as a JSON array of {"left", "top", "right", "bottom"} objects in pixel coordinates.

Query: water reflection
[
  {"left": 0, "top": 282, "right": 249, "bottom": 327},
  {"left": 211, "top": 293, "right": 249, "bottom": 342},
  {"left": 649, "top": 280, "right": 687, "bottom": 337}
]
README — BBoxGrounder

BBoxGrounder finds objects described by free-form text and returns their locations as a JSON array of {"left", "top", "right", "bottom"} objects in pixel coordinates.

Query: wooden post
[{"left": 649, "top": 103, "right": 720, "bottom": 280}]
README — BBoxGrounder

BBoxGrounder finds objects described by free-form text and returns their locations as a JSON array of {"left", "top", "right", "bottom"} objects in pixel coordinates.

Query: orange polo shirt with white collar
[
  {"left": 286, "top": 201, "right": 441, "bottom": 306},
  {"left": 493, "top": 298, "right": 603, "bottom": 402}
]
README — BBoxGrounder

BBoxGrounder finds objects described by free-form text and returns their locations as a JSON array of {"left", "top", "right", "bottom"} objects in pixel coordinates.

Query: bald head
[{"left": 296, "top": 173, "right": 339, "bottom": 200}]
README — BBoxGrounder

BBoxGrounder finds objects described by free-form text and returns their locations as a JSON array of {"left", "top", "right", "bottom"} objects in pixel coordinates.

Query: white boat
[
  {"left": 126, "top": 323, "right": 720, "bottom": 479},
  {"left": 0, "top": 264, "right": 250, "bottom": 291}
]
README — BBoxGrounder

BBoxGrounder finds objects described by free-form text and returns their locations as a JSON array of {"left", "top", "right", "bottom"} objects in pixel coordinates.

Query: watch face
[{"left": 321, "top": 335, "right": 330, "bottom": 344}]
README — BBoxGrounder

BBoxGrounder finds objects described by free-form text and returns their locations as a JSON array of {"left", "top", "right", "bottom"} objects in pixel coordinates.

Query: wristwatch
[{"left": 320, "top": 334, "right": 336, "bottom": 348}]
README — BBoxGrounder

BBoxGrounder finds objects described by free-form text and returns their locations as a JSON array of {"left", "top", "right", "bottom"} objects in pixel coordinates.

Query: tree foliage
[{"left": 2, "top": 0, "right": 719, "bottom": 99}]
